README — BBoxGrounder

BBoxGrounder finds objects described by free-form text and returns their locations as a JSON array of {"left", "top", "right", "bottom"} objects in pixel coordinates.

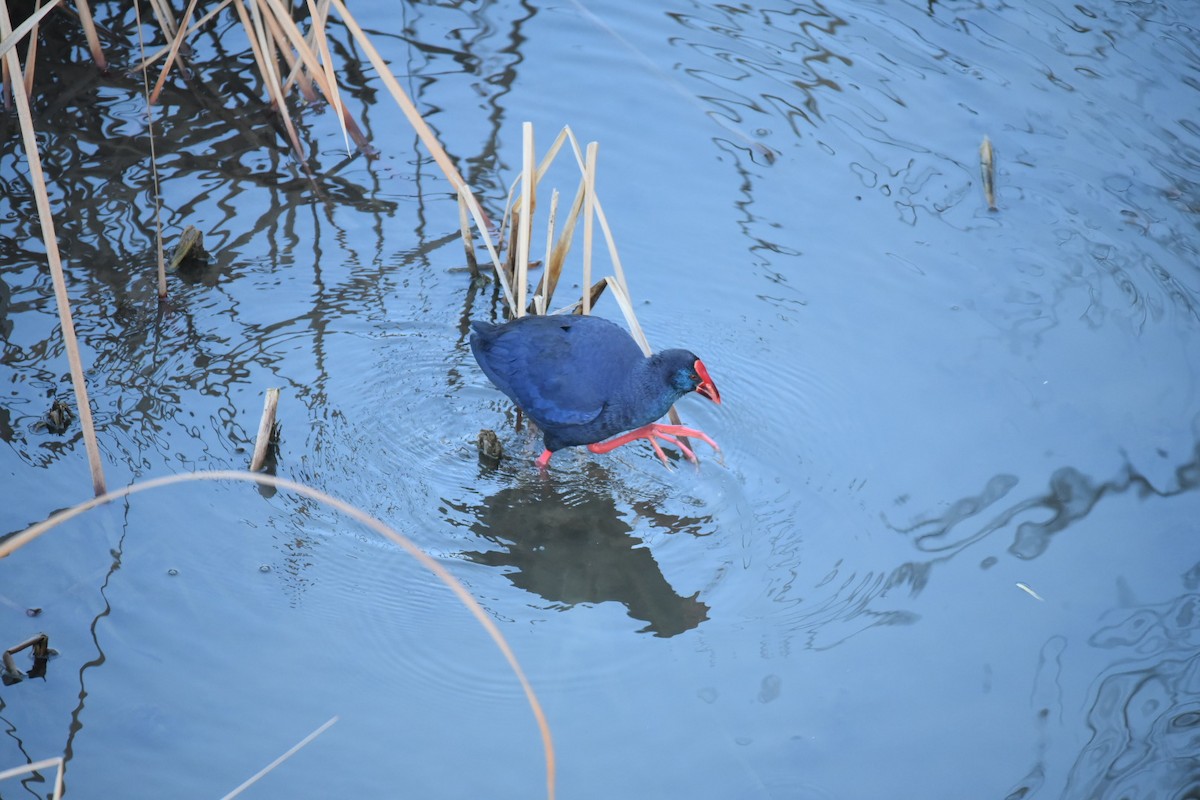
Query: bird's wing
[{"left": 472, "top": 316, "right": 642, "bottom": 428}]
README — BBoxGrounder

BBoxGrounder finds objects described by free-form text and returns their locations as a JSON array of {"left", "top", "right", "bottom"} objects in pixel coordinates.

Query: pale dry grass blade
[
  {"left": 0, "top": 756, "right": 64, "bottom": 799},
  {"left": 550, "top": 277, "right": 607, "bottom": 317},
  {"left": 20, "top": 0, "right": 39, "bottom": 97},
  {"left": 535, "top": 188, "right": 559, "bottom": 314},
  {"left": 270, "top": 8, "right": 317, "bottom": 102},
  {"left": 148, "top": 0, "right": 201, "bottom": 104},
  {"left": 581, "top": 141, "right": 597, "bottom": 315},
  {"left": 236, "top": 0, "right": 306, "bottom": 160},
  {"left": 560, "top": 126, "right": 632, "bottom": 297},
  {"left": 249, "top": 387, "right": 280, "bottom": 471},
  {"left": 603, "top": 277, "right": 651, "bottom": 355},
  {"left": 258, "top": 0, "right": 313, "bottom": 100},
  {"left": 0, "top": 471, "right": 556, "bottom": 800},
  {"left": 457, "top": 186, "right": 480, "bottom": 279},
  {"left": 541, "top": 176, "right": 586, "bottom": 312},
  {"left": 303, "top": 0, "right": 352, "bottom": 152},
  {"left": 0, "top": 2, "right": 106, "bottom": 496},
  {"left": 255, "top": 0, "right": 368, "bottom": 151},
  {"left": 220, "top": 716, "right": 338, "bottom": 799},
  {"left": 509, "top": 125, "right": 568, "bottom": 215},
  {"left": 515, "top": 122, "right": 535, "bottom": 317},
  {"left": 72, "top": 0, "right": 107, "bottom": 70},
  {"left": 605, "top": 276, "right": 690, "bottom": 439},
  {"left": 461, "top": 189, "right": 512, "bottom": 310},
  {"left": 146, "top": 0, "right": 179, "bottom": 43},
  {"left": 454, "top": 182, "right": 507, "bottom": 304},
  {"left": 0, "top": 1, "right": 57, "bottom": 62},
  {"left": 329, "top": 0, "right": 488, "bottom": 226},
  {"left": 133, "top": 0, "right": 234, "bottom": 72}
]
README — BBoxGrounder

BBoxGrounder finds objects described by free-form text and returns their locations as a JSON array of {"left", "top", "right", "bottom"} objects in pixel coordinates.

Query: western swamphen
[{"left": 470, "top": 314, "right": 721, "bottom": 468}]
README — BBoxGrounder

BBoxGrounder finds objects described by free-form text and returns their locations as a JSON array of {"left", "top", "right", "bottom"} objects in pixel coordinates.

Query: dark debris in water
[
  {"left": 477, "top": 428, "right": 503, "bottom": 467},
  {"left": 32, "top": 399, "right": 73, "bottom": 435}
]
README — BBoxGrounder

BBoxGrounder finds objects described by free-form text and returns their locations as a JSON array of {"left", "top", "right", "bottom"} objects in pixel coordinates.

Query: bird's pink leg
[
  {"left": 536, "top": 449, "right": 554, "bottom": 468},
  {"left": 587, "top": 423, "right": 720, "bottom": 466},
  {"left": 654, "top": 432, "right": 697, "bottom": 463}
]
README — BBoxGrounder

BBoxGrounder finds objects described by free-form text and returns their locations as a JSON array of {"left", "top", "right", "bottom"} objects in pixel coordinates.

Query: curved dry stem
[
  {"left": 0, "top": 756, "right": 64, "bottom": 799},
  {"left": 0, "top": 470, "right": 555, "bottom": 800}
]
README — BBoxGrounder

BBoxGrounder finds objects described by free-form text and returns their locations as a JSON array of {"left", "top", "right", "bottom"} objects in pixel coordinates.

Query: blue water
[{"left": 2, "top": 1, "right": 1199, "bottom": 797}]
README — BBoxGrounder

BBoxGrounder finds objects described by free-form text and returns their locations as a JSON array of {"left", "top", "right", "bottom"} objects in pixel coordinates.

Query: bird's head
[{"left": 663, "top": 350, "right": 722, "bottom": 405}]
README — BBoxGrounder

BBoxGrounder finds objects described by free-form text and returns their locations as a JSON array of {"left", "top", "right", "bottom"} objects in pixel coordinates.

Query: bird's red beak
[{"left": 694, "top": 359, "right": 721, "bottom": 405}]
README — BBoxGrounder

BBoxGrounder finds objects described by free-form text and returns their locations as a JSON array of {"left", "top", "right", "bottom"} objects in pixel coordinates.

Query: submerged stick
[
  {"left": 980, "top": 135, "right": 997, "bottom": 212},
  {"left": 249, "top": 388, "right": 280, "bottom": 471}
]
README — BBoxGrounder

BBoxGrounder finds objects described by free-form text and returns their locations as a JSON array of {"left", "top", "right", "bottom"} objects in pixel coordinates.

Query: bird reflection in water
[{"left": 451, "top": 464, "right": 711, "bottom": 637}]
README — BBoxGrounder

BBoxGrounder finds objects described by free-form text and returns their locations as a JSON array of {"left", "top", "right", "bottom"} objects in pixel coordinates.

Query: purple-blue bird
[{"left": 470, "top": 314, "right": 721, "bottom": 468}]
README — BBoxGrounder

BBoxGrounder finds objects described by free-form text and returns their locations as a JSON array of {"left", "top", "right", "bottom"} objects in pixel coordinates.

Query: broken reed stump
[{"left": 250, "top": 388, "right": 280, "bottom": 472}]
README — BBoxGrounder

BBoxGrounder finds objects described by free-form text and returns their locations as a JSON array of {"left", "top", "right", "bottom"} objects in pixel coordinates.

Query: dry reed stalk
[
  {"left": 268, "top": 10, "right": 317, "bottom": 103},
  {"left": 515, "top": 122, "right": 535, "bottom": 317},
  {"left": 0, "top": 756, "right": 64, "bottom": 799},
  {"left": 146, "top": 0, "right": 179, "bottom": 40},
  {"left": 249, "top": 388, "right": 280, "bottom": 471},
  {"left": 236, "top": 0, "right": 305, "bottom": 160},
  {"left": 0, "top": 2, "right": 57, "bottom": 63},
  {"left": 0, "top": 471, "right": 556, "bottom": 800},
  {"left": 148, "top": 0, "right": 201, "bottom": 104},
  {"left": 550, "top": 277, "right": 607, "bottom": 317},
  {"left": 534, "top": 188, "right": 559, "bottom": 314},
  {"left": 457, "top": 186, "right": 480, "bottom": 279},
  {"left": 255, "top": 0, "right": 368, "bottom": 151},
  {"left": 301, "top": 0, "right": 351, "bottom": 150},
  {"left": 133, "top": 0, "right": 234, "bottom": 72},
  {"left": 72, "top": 0, "right": 106, "bottom": 70},
  {"left": 0, "top": 2, "right": 106, "bottom": 496},
  {"left": 538, "top": 176, "right": 587, "bottom": 311},
  {"left": 20, "top": 0, "right": 38, "bottom": 97},
  {"left": 580, "top": 141, "right": 597, "bottom": 316},
  {"left": 330, "top": 0, "right": 488, "bottom": 227},
  {"left": 220, "top": 716, "right": 338, "bottom": 799}
]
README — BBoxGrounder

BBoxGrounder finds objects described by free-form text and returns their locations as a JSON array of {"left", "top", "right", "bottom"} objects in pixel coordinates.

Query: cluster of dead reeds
[{"left": 0, "top": 2, "right": 606, "bottom": 797}]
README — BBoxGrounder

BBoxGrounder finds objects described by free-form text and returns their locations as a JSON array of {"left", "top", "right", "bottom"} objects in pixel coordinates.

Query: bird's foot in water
[{"left": 587, "top": 424, "right": 720, "bottom": 467}]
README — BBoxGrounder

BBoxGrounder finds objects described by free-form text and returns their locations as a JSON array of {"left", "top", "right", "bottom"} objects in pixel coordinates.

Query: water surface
[{"left": 2, "top": 1, "right": 1199, "bottom": 797}]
